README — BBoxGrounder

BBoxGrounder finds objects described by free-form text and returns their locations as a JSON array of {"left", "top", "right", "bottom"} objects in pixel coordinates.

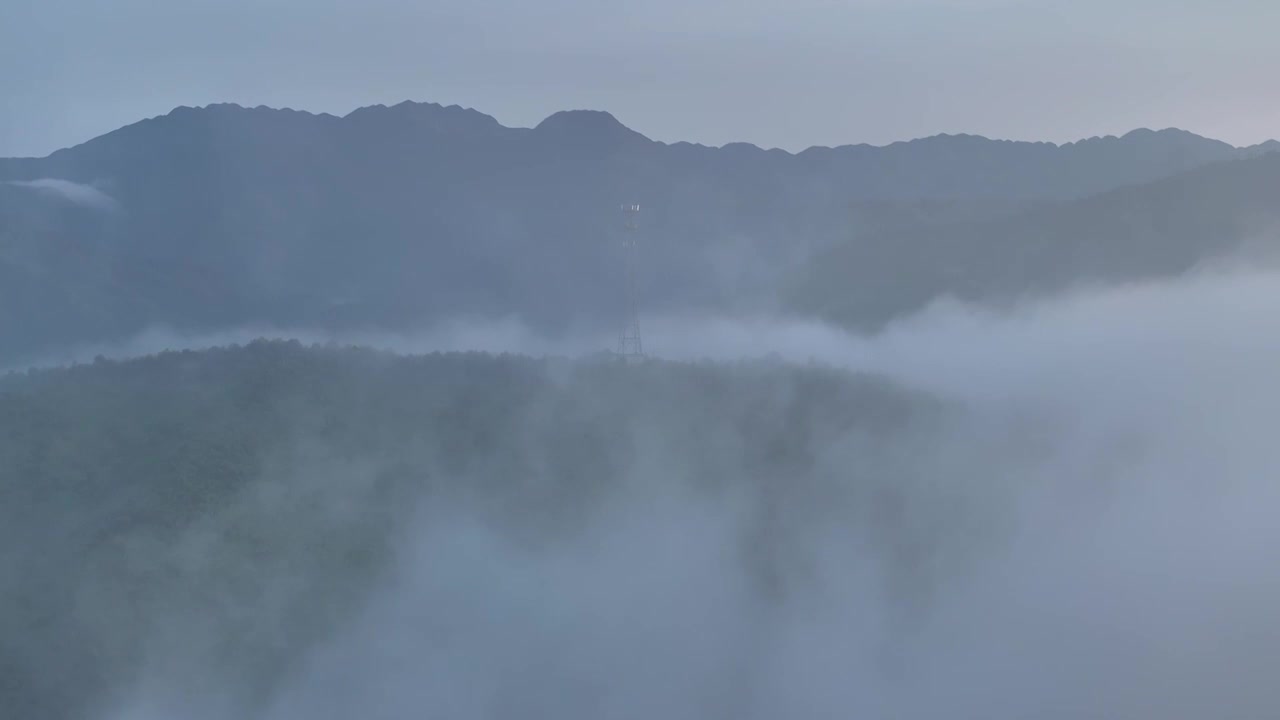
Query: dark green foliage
[{"left": 0, "top": 341, "right": 939, "bottom": 719}]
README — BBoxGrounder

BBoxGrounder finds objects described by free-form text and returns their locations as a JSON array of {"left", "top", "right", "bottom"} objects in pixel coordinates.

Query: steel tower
[{"left": 617, "top": 204, "right": 644, "bottom": 359}]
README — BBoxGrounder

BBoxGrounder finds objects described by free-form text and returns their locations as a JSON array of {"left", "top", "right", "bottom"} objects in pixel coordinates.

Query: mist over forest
[{"left": 4, "top": 93, "right": 1280, "bottom": 720}]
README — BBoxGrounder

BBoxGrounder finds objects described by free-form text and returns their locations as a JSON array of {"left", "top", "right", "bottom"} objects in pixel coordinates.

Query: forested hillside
[
  {"left": 0, "top": 341, "right": 954, "bottom": 720},
  {"left": 792, "top": 151, "right": 1280, "bottom": 328}
]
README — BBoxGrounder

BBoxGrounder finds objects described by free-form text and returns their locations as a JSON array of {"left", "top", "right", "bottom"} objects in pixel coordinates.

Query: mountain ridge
[
  {"left": 2, "top": 98, "right": 1278, "bottom": 366},
  {"left": 3, "top": 100, "right": 1272, "bottom": 163},
  {"left": 792, "top": 150, "right": 1280, "bottom": 329}
]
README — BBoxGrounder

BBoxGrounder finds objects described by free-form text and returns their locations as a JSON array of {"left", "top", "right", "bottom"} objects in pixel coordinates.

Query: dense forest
[{"left": 0, "top": 341, "right": 985, "bottom": 720}]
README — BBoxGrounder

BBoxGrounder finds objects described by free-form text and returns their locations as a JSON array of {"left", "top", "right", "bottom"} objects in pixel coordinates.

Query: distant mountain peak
[
  {"left": 343, "top": 101, "right": 502, "bottom": 133},
  {"left": 534, "top": 110, "right": 649, "bottom": 144},
  {"left": 164, "top": 102, "right": 322, "bottom": 119},
  {"left": 1234, "top": 138, "right": 1280, "bottom": 159},
  {"left": 1121, "top": 127, "right": 1214, "bottom": 141}
]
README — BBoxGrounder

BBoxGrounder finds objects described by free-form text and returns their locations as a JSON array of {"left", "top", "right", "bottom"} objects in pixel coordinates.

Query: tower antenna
[{"left": 617, "top": 203, "right": 644, "bottom": 360}]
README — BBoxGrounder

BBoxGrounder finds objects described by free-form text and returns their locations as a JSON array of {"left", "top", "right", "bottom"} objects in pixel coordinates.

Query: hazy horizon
[{"left": 4, "top": 0, "right": 1279, "bottom": 158}]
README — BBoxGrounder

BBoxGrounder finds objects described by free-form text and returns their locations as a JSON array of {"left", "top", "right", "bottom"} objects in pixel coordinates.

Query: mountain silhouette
[
  {"left": 0, "top": 100, "right": 1274, "bottom": 364},
  {"left": 792, "top": 150, "right": 1280, "bottom": 328}
]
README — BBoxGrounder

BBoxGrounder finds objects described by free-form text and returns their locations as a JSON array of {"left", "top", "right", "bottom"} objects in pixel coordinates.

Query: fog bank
[{"left": 60, "top": 266, "right": 1280, "bottom": 719}]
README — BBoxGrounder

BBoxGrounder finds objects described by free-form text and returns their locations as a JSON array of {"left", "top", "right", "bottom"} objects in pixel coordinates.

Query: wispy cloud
[{"left": 6, "top": 178, "right": 120, "bottom": 212}]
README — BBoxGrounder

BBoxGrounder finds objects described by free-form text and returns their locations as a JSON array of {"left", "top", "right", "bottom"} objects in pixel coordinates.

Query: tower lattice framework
[{"left": 617, "top": 204, "right": 644, "bottom": 359}]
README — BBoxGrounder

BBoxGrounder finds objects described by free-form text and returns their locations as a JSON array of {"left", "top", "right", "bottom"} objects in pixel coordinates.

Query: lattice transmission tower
[{"left": 617, "top": 204, "right": 644, "bottom": 359}]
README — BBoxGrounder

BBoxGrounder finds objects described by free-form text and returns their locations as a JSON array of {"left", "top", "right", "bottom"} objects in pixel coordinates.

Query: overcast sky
[{"left": 2, "top": 0, "right": 1278, "bottom": 157}]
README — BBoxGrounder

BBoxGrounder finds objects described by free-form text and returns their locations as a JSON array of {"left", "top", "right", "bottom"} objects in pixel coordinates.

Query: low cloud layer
[{"left": 27, "top": 266, "right": 1280, "bottom": 719}]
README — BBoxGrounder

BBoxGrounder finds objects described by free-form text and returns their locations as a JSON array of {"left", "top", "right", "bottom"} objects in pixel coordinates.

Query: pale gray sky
[{"left": 2, "top": 0, "right": 1277, "bottom": 157}]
